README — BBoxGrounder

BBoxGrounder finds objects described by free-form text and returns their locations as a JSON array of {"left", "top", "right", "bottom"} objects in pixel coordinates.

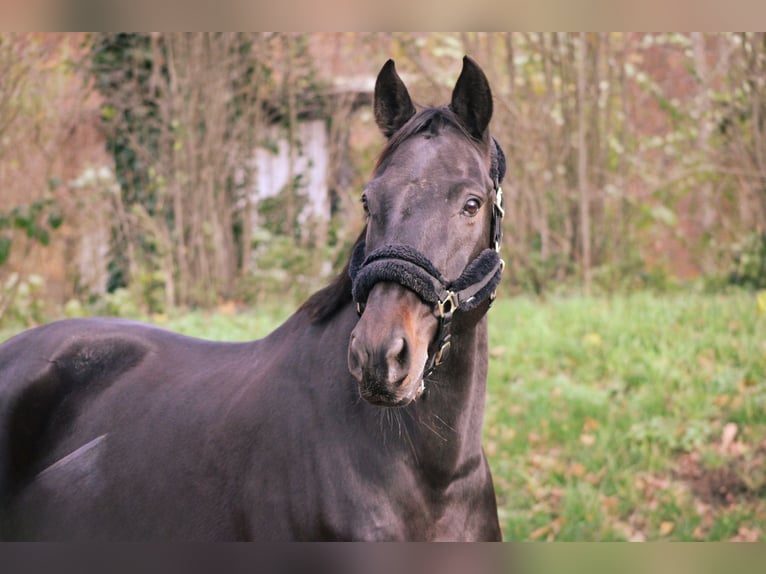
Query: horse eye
[
  {"left": 361, "top": 193, "right": 369, "bottom": 214},
  {"left": 462, "top": 198, "right": 481, "bottom": 217}
]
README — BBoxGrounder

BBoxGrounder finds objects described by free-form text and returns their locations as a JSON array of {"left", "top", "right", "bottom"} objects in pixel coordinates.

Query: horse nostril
[
  {"left": 349, "top": 332, "right": 411, "bottom": 388},
  {"left": 385, "top": 337, "right": 410, "bottom": 386},
  {"left": 348, "top": 335, "right": 366, "bottom": 382},
  {"left": 387, "top": 337, "right": 408, "bottom": 368}
]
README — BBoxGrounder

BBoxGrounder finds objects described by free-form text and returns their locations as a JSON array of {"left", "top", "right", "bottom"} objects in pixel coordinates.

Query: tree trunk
[{"left": 577, "top": 33, "right": 591, "bottom": 294}]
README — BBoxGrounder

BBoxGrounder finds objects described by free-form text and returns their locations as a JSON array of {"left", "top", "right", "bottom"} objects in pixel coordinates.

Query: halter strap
[{"left": 349, "top": 183, "right": 505, "bottom": 381}]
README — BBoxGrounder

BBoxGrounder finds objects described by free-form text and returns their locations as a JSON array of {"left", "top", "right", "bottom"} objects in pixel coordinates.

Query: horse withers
[{"left": 0, "top": 56, "right": 506, "bottom": 541}]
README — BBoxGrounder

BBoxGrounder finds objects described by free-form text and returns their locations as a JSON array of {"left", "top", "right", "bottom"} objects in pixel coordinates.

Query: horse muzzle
[{"left": 347, "top": 283, "right": 435, "bottom": 407}]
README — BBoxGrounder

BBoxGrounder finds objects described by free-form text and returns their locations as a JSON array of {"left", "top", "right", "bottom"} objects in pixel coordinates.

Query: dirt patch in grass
[
  {"left": 675, "top": 433, "right": 766, "bottom": 507},
  {"left": 676, "top": 453, "right": 753, "bottom": 505}
]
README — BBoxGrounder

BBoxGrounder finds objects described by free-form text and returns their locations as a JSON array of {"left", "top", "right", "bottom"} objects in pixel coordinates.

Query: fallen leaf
[
  {"left": 485, "top": 440, "right": 498, "bottom": 457},
  {"left": 588, "top": 468, "right": 608, "bottom": 489},
  {"left": 583, "top": 332, "right": 602, "bottom": 348},
  {"left": 580, "top": 433, "right": 596, "bottom": 446},
  {"left": 528, "top": 431, "right": 542, "bottom": 445},
  {"left": 731, "top": 525, "right": 761, "bottom": 542},
  {"left": 569, "top": 462, "right": 586, "bottom": 477},
  {"left": 697, "top": 354, "right": 715, "bottom": 371},
  {"left": 721, "top": 422, "right": 738, "bottom": 452},
  {"left": 659, "top": 521, "right": 675, "bottom": 536},
  {"left": 601, "top": 495, "right": 619, "bottom": 512},
  {"left": 713, "top": 395, "right": 731, "bottom": 407},
  {"left": 501, "top": 427, "right": 517, "bottom": 441},
  {"left": 529, "top": 524, "right": 551, "bottom": 540},
  {"left": 489, "top": 346, "right": 506, "bottom": 358},
  {"left": 582, "top": 417, "right": 600, "bottom": 433}
]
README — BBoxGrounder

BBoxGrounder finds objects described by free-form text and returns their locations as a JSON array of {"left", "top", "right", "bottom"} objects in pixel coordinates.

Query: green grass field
[
  {"left": 485, "top": 292, "right": 766, "bottom": 541},
  {"left": 2, "top": 291, "right": 764, "bottom": 540}
]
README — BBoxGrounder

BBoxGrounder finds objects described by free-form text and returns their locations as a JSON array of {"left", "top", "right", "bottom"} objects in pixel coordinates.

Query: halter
[{"left": 349, "top": 150, "right": 505, "bottom": 381}]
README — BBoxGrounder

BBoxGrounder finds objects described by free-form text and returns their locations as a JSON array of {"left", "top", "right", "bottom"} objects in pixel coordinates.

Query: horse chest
[{"left": 301, "top": 451, "right": 498, "bottom": 541}]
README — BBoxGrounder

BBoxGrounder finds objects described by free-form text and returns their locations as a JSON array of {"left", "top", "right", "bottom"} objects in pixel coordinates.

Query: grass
[
  {"left": 485, "top": 292, "right": 766, "bottom": 541},
  {"left": 1, "top": 291, "right": 765, "bottom": 540}
]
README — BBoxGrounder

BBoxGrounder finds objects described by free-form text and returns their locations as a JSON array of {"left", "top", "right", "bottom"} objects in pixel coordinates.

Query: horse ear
[
  {"left": 374, "top": 60, "right": 416, "bottom": 139},
  {"left": 450, "top": 56, "right": 493, "bottom": 141}
]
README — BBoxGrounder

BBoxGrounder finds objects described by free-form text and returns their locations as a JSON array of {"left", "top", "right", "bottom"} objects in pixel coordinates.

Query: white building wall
[{"left": 253, "top": 119, "right": 329, "bottom": 223}]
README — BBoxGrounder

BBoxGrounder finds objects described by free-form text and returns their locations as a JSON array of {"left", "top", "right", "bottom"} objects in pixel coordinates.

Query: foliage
[
  {"left": 728, "top": 232, "right": 766, "bottom": 289},
  {"left": 0, "top": 198, "right": 64, "bottom": 324},
  {"left": 233, "top": 229, "right": 337, "bottom": 305},
  {"left": 0, "top": 273, "right": 46, "bottom": 326},
  {"left": 7, "top": 32, "right": 766, "bottom": 314},
  {"left": 256, "top": 182, "right": 310, "bottom": 238},
  {"left": 384, "top": 33, "right": 766, "bottom": 295},
  {"left": 89, "top": 33, "right": 330, "bottom": 309},
  {"left": 0, "top": 34, "right": 85, "bottom": 324},
  {"left": 0, "top": 198, "right": 63, "bottom": 266}
]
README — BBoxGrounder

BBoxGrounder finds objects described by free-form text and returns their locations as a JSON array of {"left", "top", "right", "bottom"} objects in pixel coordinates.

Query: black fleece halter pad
[{"left": 349, "top": 243, "right": 503, "bottom": 313}]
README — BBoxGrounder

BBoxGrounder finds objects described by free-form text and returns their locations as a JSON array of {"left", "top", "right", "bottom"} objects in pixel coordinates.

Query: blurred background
[
  {"left": 1, "top": 32, "right": 765, "bottom": 541},
  {"left": 3, "top": 32, "right": 766, "bottom": 317}
]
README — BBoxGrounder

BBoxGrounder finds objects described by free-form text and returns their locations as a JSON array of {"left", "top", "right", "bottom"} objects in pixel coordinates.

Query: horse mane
[{"left": 300, "top": 106, "right": 504, "bottom": 325}]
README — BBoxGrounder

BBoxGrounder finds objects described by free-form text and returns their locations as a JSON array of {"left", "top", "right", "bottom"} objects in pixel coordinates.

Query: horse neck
[
  {"left": 288, "top": 302, "right": 490, "bottom": 479},
  {"left": 404, "top": 313, "right": 490, "bottom": 477}
]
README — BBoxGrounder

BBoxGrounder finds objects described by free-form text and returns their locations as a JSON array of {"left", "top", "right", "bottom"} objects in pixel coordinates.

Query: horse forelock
[{"left": 374, "top": 106, "right": 485, "bottom": 172}]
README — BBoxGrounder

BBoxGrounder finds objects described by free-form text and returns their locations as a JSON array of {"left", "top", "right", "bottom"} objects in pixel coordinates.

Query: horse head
[{"left": 348, "top": 56, "right": 505, "bottom": 407}]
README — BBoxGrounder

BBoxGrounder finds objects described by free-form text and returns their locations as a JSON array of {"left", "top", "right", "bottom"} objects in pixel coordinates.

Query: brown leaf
[
  {"left": 713, "top": 395, "right": 731, "bottom": 407},
  {"left": 569, "top": 462, "right": 586, "bottom": 477},
  {"left": 600, "top": 495, "right": 619, "bottom": 512},
  {"left": 485, "top": 440, "right": 498, "bottom": 457},
  {"left": 721, "top": 422, "right": 738, "bottom": 452},
  {"left": 501, "top": 427, "right": 516, "bottom": 441},
  {"left": 580, "top": 433, "right": 596, "bottom": 446},
  {"left": 731, "top": 525, "right": 761, "bottom": 542},
  {"left": 585, "top": 470, "right": 604, "bottom": 486},
  {"left": 582, "top": 417, "right": 600, "bottom": 433},
  {"left": 529, "top": 524, "right": 551, "bottom": 540},
  {"left": 659, "top": 521, "right": 675, "bottom": 536}
]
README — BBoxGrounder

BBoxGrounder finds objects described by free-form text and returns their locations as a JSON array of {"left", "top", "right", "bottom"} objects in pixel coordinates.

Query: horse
[{"left": 0, "top": 56, "right": 507, "bottom": 541}]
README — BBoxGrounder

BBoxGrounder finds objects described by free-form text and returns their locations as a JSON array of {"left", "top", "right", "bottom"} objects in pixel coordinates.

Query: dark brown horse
[{"left": 0, "top": 56, "right": 506, "bottom": 541}]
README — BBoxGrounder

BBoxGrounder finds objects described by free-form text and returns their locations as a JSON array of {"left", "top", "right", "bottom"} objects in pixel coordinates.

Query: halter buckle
[{"left": 437, "top": 291, "right": 457, "bottom": 318}]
